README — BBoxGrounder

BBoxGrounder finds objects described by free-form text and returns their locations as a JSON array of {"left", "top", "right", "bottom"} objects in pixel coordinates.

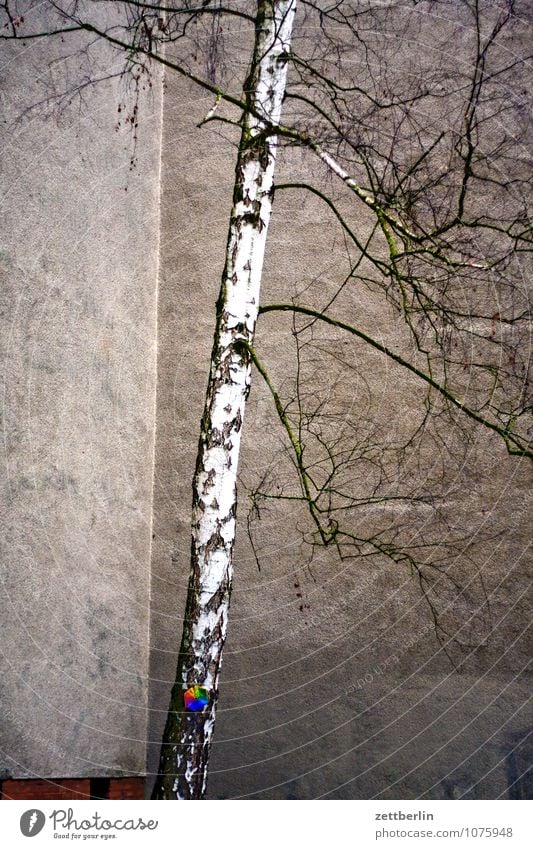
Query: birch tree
[
  {"left": 2, "top": 0, "right": 531, "bottom": 800},
  {"left": 149, "top": 0, "right": 297, "bottom": 801}
]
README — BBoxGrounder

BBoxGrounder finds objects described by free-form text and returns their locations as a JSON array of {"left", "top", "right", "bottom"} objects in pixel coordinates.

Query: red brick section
[
  {"left": 1, "top": 779, "right": 90, "bottom": 800},
  {"left": 0, "top": 777, "right": 144, "bottom": 800},
  {"left": 108, "top": 778, "right": 145, "bottom": 799}
]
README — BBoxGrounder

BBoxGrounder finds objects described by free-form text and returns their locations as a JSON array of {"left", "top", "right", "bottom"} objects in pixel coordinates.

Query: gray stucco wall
[
  {"left": 146, "top": 67, "right": 531, "bottom": 799},
  {"left": 1, "top": 2, "right": 531, "bottom": 800},
  {"left": 1, "top": 21, "right": 163, "bottom": 778}
]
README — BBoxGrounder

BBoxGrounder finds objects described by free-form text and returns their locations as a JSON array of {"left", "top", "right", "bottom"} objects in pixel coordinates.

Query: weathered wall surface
[
  {"left": 0, "top": 18, "right": 162, "bottom": 778},
  {"left": 1, "top": 2, "right": 530, "bottom": 799},
  {"left": 147, "top": 59, "right": 531, "bottom": 798}
]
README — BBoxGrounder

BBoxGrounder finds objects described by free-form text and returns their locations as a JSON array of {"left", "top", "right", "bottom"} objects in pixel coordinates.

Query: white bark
[{"left": 153, "top": 0, "right": 296, "bottom": 800}]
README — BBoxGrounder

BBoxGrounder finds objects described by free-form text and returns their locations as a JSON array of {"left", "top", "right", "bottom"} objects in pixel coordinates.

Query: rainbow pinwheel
[{"left": 184, "top": 685, "right": 209, "bottom": 711}]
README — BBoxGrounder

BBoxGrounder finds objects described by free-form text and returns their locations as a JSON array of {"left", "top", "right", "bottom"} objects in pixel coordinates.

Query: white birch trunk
[{"left": 153, "top": 0, "right": 296, "bottom": 800}]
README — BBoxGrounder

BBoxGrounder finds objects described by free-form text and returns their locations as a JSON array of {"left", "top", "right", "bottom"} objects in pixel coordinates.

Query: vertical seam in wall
[{"left": 144, "top": 59, "right": 165, "bottom": 776}]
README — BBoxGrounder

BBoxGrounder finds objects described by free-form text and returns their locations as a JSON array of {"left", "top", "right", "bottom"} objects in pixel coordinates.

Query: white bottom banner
[{"left": 1, "top": 799, "right": 531, "bottom": 849}]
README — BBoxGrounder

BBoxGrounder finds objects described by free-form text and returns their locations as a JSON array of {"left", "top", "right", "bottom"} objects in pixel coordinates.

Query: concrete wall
[
  {"left": 146, "top": 66, "right": 531, "bottom": 799},
  {"left": 0, "top": 18, "right": 163, "bottom": 778},
  {"left": 1, "top": 2, "right": 531, "bottom": 800}
]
